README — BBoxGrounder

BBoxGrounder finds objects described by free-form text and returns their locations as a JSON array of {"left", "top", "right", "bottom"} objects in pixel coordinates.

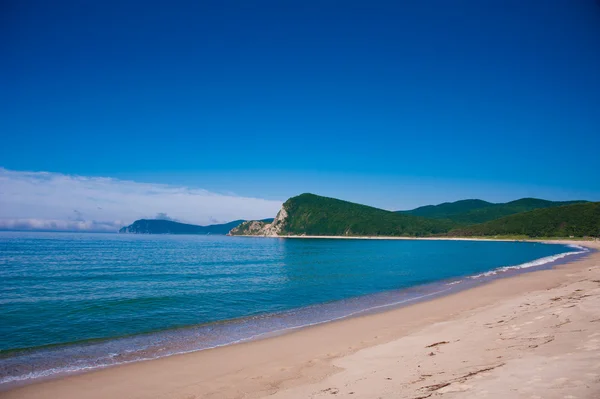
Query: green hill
[
  {"left": 448, "top": 202, "right": 600, "bottom": 238},
  {"left": 119, "top": 219, "right": 270, "bottom": 235},
  {"left": 229, "top": 194, "right": 597, "bottom": 238},
  {"left": 230, "top": 193, "right": 455, "bottom": 237},
  {"left": 400, "top": 199, "right": 492, "bottom": 219},
  {"left": 400, "top": 198, "right": 587, "bottom": 224}
]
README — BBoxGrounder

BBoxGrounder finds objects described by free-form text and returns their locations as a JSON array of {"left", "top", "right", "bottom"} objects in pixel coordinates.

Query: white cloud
[
  {"left": 0, "top": 218, "right": 122, "bottom": 233},
  {"left": 0, "top": 168, "right": 283, "bottom": 232}
]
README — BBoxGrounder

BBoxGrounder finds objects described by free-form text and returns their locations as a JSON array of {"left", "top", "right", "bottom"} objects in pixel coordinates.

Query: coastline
[
  {"left": 234, "top": 233, "right": 598, "bottom": 242},
  {"left": 3, "top": 239, "right": 599, "bottom": 398}
]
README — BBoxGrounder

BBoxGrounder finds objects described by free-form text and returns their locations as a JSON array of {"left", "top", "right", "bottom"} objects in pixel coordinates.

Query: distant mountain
[
  {"left": 229, "top": 193, "right": 454, "bottom": 237},
  {"left": 400, "top": 198, "right": 587, "bottom": 224},
  {"left": 449, "top": 202, "right": 600, "bottom": 238},
  {"left": 120, "top": 219, "right": 272, "bottom": 235}
]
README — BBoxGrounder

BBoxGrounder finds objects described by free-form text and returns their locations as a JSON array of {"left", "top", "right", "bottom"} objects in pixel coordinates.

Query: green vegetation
[
  {"left": 276, "top": 193, "right": 454, "bottom": 236},
  {"left": 230, "top": 193, "right": 597, "bottom": 239},
  {"left": 448, "top": 202, "right": 600, "bottom": 238},
  {"left": 120, "top": 219, "right": 248, "bottom": 235},
  {"left": 399, "top": 199, "right": 492, "bottom": 219},
  {"left": 400, "top": 198, "right": 587, "bottom": 225}
]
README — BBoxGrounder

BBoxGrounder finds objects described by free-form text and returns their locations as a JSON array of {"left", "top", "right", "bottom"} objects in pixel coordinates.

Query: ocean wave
[{"left": 469, "top": 245, "right": 589, "bottom": 279}]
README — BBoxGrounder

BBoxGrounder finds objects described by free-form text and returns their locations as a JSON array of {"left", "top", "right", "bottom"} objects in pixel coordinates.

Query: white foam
[{"left": 470, "top": 246, "right": 588, "bottom": 279}]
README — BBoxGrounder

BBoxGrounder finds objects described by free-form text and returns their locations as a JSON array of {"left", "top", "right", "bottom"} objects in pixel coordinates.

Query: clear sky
[{"left": 1, "top": 1, "right": 600, "bottom": 229}]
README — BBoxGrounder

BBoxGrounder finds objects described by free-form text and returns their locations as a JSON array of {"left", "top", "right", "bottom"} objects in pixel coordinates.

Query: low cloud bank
[
  {"left": 0, "top": 218, "right": 121, "bottom": 232},
  {"left": 0, "top": 168, "right": 283, "bottom": 232}
]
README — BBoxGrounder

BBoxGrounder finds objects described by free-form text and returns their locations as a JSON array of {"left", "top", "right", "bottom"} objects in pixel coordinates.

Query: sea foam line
[{"left": 470, "top": 244, "right": 589, "bottom": 279}]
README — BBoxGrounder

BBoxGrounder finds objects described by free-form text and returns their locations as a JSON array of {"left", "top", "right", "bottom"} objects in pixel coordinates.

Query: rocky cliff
[{"left": 228, "top": 205, "right": 288, "bottom": 236}]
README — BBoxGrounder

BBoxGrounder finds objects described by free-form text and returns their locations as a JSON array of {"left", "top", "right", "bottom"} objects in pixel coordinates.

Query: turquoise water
[{"left": 0, "top": 232, "right": 588, "bottom": 385}]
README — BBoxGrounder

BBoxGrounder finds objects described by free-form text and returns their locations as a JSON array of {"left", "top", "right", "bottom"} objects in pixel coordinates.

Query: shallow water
[{"left": 0, "top": 232, "right": 587, "bottom": 385}]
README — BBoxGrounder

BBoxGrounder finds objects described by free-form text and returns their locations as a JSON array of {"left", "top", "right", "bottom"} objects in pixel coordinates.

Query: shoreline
[
  {"left": 3, "top": 240, "right": 599, "bottom": 398},
  {"left": 0, "top": 240, "right": 586, "bottom": 389},
  {"left": 234, "top": 234, "right": 598, "bottom": 242}
]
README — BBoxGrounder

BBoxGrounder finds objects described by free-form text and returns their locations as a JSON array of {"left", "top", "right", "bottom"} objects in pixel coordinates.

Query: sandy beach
[{"left": 4, "top": 239, "right": 600, "bottom": 399}]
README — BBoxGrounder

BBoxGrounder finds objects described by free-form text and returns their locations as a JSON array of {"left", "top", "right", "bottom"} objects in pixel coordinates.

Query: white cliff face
[
  {"left": 228, "top": 204, "right": 288, "bottom": 236},
  {"left": 262, "top": 205, "right": 288, "bottom": 236},
  {"left": 245, "top": 220, "right": 271, "bottom": 234}
]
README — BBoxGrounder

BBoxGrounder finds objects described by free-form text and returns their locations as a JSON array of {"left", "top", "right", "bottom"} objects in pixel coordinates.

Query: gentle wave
[
  {"left": 469, "top": 244, "right": 588, "bottom": 279},
  {"left": 0, "top": 287, "right": 454, "bottom": 386}
]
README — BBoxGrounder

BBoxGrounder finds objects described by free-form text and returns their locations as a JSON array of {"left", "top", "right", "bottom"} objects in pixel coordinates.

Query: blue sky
[{"left": 1, "top": 1, "right": 600, "bottom": 228}]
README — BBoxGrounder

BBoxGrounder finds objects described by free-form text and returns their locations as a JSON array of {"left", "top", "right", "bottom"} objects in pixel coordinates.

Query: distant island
[
  {"left": 120, "top": 219, "right": 273, "bottom": 235},
  {"left": 229, "top": 193, "right": 599, "bottom": 239}
]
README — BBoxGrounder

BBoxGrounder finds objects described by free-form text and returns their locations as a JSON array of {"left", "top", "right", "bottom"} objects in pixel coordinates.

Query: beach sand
[{"left": 4, "top": 240, "right": 600, "bottom": 399}]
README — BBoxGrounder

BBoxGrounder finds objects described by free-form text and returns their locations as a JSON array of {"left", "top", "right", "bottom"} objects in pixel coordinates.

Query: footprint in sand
[
  {"left": 438, "top": 383, "right": 471, "bottom": 393},
  {"left": 551, "top": 377, "right": 576, "bottom": 389},
  {"left": 588, "top": 332, "right": 600, "bottom": 338},
  {"left": 581, "top": 339, "right": 600, "bottom": 351}
]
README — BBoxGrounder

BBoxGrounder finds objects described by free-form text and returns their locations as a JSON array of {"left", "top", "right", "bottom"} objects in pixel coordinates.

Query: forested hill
[
  {"left": 229, "top": 194, "right": 598, "bottom": 239},
  {"left": 400, "top": 198, "right": 587, "bottom": 224},
  {"left": 230, "top": 193, "right": 454, "bottom": 237},
  {"left": 448, "top": 202, "right": 600, "bottom": 238},
  {"left": 399, "top": 199, "right": 492, "bottom": 219}
]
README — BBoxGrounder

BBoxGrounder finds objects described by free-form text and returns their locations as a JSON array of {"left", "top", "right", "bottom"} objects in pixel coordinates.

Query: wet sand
[{"left": 4, "top": 240, "right": 600, "bottom": 399}]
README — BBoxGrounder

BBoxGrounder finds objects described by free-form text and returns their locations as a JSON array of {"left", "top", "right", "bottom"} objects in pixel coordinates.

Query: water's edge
[{"left": 0, "top": 242, "right": 592, "bottom": 390}]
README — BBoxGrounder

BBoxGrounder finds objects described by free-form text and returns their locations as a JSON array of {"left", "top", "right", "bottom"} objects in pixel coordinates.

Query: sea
[{"left": 0, "top": 232, "right": 591, "bottom": 387}]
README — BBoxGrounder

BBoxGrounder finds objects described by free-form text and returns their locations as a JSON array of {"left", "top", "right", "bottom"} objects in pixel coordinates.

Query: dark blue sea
[{"left": 0, "top": 232, "right": 589, "bottom": 386}]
